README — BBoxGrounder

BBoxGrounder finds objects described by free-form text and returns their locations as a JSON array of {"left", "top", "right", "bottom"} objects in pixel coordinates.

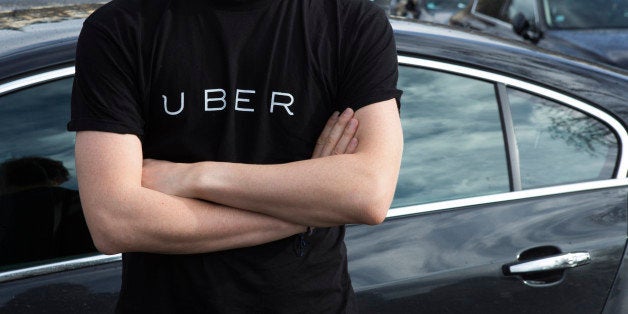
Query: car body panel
[
  {"left": 0, "top": 260, "right": 121, "bottom": 313},
  {"left": 541, "top": 29, "right": 628, "bottom": 69},
  {"left": 0, "top": 19, "right": 80, "bottom": 82},
  {"left": 604, "top": 241, "right": 628, "bottom": 314},
  {"left": 347, "top": 186, "right": 628, "bottom": 313}
]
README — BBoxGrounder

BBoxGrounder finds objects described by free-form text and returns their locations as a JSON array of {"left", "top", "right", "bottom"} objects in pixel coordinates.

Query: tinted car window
[
  {"left": 0, "top": 77, "right": 95, "bottom": 271},
  {"left": 475, "top": 0, "right": 509, "bottom": 20},
  {"left": 508, "top": 88, "right": 618, "bottom": 189},
  {"left": 392, "top": 66, "right": 510, "bottom": 207},
  {"left": 508, "top": 0, "right": 536, "bottom": 22},
  {"left": 544, "top": 0, "right": 628, "bottom": 29},
  {"left": 475, "top": 0, "right": 535, "bottom": 23}
]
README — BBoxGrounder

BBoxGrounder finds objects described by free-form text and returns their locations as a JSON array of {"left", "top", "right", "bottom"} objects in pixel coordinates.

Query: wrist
[
  {"left": 188, "top": 161, "right": 224, "bottom": 200},
  {"left": 180, "top": 162, "right": 204, "bottom": 198}
]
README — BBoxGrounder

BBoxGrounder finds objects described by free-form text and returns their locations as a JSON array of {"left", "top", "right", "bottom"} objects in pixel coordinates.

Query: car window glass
[
  {"left": 543, "top": 0, "right": 628, "bottom": 29},
  {"left": 475, "top": 0, "right": 509, "bottom": 20},
  {"left": 508, "top": 88, "right": 618, "bottom": 189},
  {"left": 392, "top": 66, "right": 510, "bottom": 208},
  {"left": 0, "top": 77, "right": 96, "bottom": 272},
  {"left": 508, "top": 0, "right": 536, "bottom": 22},
  {"left": 424, "top": 0, "right": 468, "bottom": 12}
]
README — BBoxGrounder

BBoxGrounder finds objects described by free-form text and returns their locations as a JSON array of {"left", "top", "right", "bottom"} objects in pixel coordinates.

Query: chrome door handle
[{"left": 504, "top": 252, "right": 591, "bottom": 275}]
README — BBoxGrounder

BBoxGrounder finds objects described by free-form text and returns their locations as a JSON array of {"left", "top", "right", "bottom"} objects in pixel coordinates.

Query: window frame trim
[
  {"left": 0, "top": 254, "right": 121, "bottom": 283},
  {"left": 496, "top": 82, "right": 522, "bottom": 191},
  {"left": 0, "top": 67, "right": 74, "bottom": 96},
  {"left": 393, "top": 55, "right": 628, "bottom": 217}
]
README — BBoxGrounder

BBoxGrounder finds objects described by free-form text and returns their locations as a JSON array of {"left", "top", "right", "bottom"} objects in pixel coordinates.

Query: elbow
[
  {"left": 92, "top": 235, "right": 122, "bottom": 255},
  {"left": 358, "top": 198, "right": 390, "bottom": 225},
  {"left": 360, "top": 207, "right": 388, "bottom": 225},
  {"left": 84, "top": 207, "right": 129, "bottom": 255},
  {"left": 352, "top": 178, "right": 394, "bottom": 226}
]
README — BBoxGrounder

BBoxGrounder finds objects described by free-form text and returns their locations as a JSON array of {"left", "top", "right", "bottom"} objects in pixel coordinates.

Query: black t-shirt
[{"left": 68, "top": 0, "right": 401, "bottom": 312}]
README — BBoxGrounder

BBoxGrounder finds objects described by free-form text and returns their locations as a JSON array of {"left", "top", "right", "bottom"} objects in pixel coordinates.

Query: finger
[
  {"left": 332, "top": 118, "right": 358, "bottom": 155},
  {"left": 320, "top": 108, "right": 354, "bottom": 157},
  {"left": 312, "top": 111, "right": 340, "bottom": 158},
  {"left": 346, "top": 138, "right": 359, "bottom": 154}
]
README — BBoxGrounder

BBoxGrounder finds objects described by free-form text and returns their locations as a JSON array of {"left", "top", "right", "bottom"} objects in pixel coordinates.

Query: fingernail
[{"left": 342, "top": 108, "right": 353, "bottom": 117}]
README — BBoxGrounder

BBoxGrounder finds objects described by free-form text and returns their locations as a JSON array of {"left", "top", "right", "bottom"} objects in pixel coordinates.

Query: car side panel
[
  {"left": 347, "top": 187, "right": 628, "bottom": 313},
  {"left": 0, "top": 262, "right": 121, "bottom": 313},
  {"left": 603, "top": 240, "right": 628, "bottom": 314}
]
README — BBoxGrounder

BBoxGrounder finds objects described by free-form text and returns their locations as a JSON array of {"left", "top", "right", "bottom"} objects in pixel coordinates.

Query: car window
[
  {"left": 543, "top": 0, "right": 628, "bottom": 29},
  {"left": 392, "top": 66, "right": 510, "bottom": 207},
  {"left": 424, "top": 0, "right": 468, "bottom": 12},
  {"left": 508, "top": 88, "right": 618, "bottom": 189},
  {"left": 475, "top": 0, "right": 536, "bottom": 23},
  {"left": 508, "top": 0, "right": 536, "bottom": 22},
  {"left": 474, "top": 0, "right": 509, "bottom": 20},
  {"left": 0, "top": 77, "right": 96, "bottom": 272}
]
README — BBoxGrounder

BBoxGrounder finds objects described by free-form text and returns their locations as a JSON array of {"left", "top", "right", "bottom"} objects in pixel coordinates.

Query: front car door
[{"left": 0, "top": 68, "right": 121, "bottom": 313}]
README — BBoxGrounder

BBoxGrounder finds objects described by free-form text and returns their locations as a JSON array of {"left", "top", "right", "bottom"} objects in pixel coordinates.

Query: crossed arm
[{"left": 76, "top": 99, "right": 402, "bottom": 255}]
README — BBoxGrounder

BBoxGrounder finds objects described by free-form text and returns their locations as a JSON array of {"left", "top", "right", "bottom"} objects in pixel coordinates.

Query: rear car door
[{"left": 347, "top": 57, "right": 628, "bottom": 313}]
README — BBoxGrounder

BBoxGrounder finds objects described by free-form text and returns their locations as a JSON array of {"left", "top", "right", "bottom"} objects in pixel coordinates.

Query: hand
[{"left": 312, "top": 108, "right": 359, "bottom": 158}]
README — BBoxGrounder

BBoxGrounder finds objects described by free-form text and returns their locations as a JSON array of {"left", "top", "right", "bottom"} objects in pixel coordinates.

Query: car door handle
[{"left": 503, "top": 252, "right": 591, "bottom": 275}]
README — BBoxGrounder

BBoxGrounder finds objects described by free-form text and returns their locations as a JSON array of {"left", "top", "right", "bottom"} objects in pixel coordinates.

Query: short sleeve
[
  {"left": 337, "top": 3, "right": 402, "bottom": 111},
  {"left": 67, "top": 19, "right": 145, "bottom": 136}
]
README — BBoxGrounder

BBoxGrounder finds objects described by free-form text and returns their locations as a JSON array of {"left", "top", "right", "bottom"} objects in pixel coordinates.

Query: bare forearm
[
  {"left": 187, "top": 154, "right": 393, "bottom": 227},
  {"left": 81, "top": 185, "right": 304, "bottom": 255}
]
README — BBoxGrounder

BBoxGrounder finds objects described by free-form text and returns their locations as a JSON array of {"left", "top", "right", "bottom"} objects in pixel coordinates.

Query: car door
[
  {"left": 0, "top": 68, "right": 121, "bottom": 313},
  {"left": 347, "top": 57, "right": 628, "bottom": 313}
]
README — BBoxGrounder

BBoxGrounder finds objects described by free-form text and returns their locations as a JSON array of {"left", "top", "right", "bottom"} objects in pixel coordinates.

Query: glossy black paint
[
  {"left": 0, "top": 19, "right": 80, "bottom": 83},
  {"left": 347, "top": 188, "right": 628, "bottom": 313},
  {"left": 0, "top": 262, "right": 121, "bottom": 313},
  {"left": 604, "top": 241, "right": 628, "bottom": 313},
  {"left": 1, "top": 17, "right": 627, "bottom": 313}
]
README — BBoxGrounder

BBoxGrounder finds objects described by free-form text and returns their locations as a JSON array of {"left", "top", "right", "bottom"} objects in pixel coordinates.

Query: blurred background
[{"left": 0, "top": 0, "right": 105, "bottom": 11}]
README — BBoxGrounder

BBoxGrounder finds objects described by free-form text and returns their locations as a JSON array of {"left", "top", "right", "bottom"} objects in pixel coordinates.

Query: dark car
[
  {"left": 1, "top": 14, "right": 628, "bottom": 313},
  {"left": 450, "top": 0, "right": 628, "bottom": 71}
]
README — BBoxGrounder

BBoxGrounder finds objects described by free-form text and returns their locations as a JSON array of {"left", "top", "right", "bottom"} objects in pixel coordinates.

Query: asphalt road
[{"left": 0, "top": 0, "right": 108, "bottom": 11}]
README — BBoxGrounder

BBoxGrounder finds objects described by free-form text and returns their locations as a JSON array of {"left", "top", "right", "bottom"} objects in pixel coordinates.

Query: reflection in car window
[
  {"left": 508, "top": 88, "right": 618, "bottom": 189},
  {"left": 0, "top": 78, "right": 95, "bottom": 271},
  {"left": 392, "top": 66, "right": 510, "bottom": 208},
  {"left": 544, "top": 0, "right": 628, "bottom": 29}
]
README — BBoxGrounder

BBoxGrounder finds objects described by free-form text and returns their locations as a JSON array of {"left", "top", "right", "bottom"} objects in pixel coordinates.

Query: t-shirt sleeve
[
  {"left": 67, "top": 19, "right": 144, "bottom": 136},
  {"left": 337, "top": 4, "right": 402, "bottom": 112}
]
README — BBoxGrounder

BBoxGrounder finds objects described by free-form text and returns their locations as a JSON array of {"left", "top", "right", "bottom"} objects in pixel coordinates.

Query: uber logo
[{"left": 162, "top": 89, "right": 295, "bottom": 116}]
